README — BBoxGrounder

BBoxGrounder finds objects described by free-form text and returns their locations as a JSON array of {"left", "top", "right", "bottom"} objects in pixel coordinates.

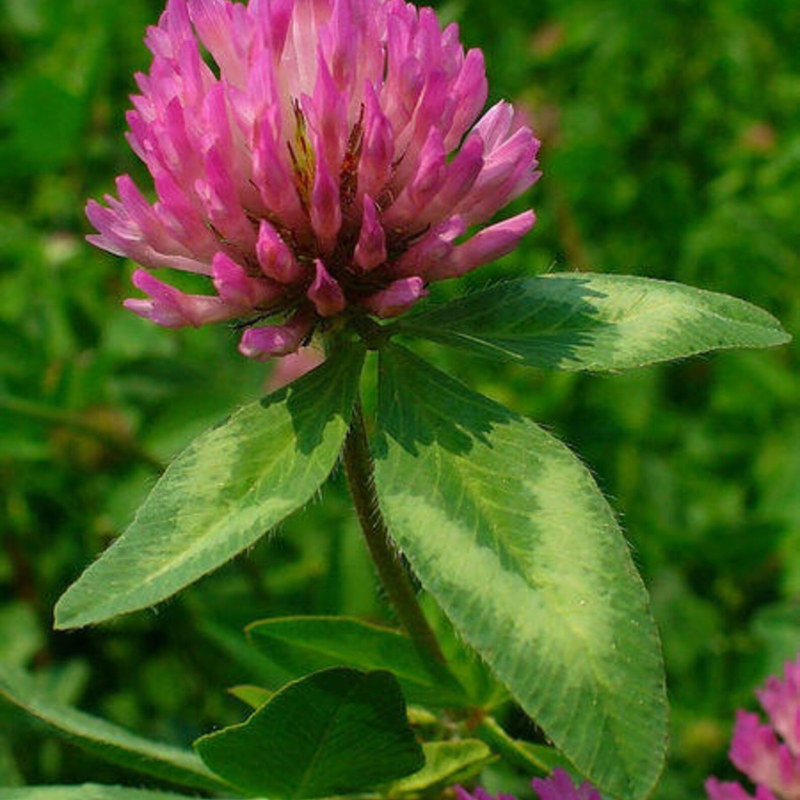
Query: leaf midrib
[
  {"left": 292, "top": 680, "right": 362, "bottom": 799},
  {"left": 60, "top": 377, "right": 350, "bottom": 623},
  {"left": 390, "top": 382, "right": 653, "bottom": 799}
]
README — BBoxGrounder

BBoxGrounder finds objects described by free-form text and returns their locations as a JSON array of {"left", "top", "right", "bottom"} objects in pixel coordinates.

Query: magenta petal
[
  {"left": 188, "top": 0, "right": 246, "bottom": 86},
  {"left": 382, "top": 127, "right": 446, "bottom": 226},
  {"left": 354, "top": 195, "right": 387, "bottom": 271},
  {"left": 358, "top": 83, "right": 395, "bottom": 201},
  {"left": 211, "top": 252, "right": 254, "bottom": 307},
  {"left": 151, "top": 170, "right": 219, "bottom": 264},
  {"left": 444, "top": 48, "right": 488, "bottom": 150},
  {"left": 196, "top": 147, "right": 256, "bottom": 249},
  {"left": 238, "top": 313, "right": 314, "bottom": 360},
  {"left": 265, "top": 347, "right": 325, "bottom": 391},
  {"left": 86, "top": 0, "right": 540, "bottom": 355},
  {"left": 475, "top": 101, "right": 515, "bottom": 149},
  {"left": 757, "top": 656, "right": 800, "bottom": 753},
  {"left": 308, "top": 260, "right": 346, "bottom": 317},
  {"left": 361, "top": 277, "right": 426, "bottom": 318},
  {"left": 453, "top": 788, "right": 478, "bottom": 800},
  {"left": 532, "top": 770, "right": 603, "bottom": 800},
  {"left": 428, "top": 210, "right": 535, "bottom": 281},
  {"left": 253, "top": 122, "right": 306, "bottom": 230},
  {"left": 404, "top": 127, "right": 447, "bottom": 209},
  {"left": 256, "top": 219, "right": 304, "bottom": 284},
  {"left": 86, "top": 178, "right": 211, "bottom": 274},
  {"left": 211, "top": 251, "right": 282, "bottom": 308},
  {"left": 416, "top": 131, "right": 484, "bottom": 227},
  {"left": 127, "top": 268, "right": 233, "bottom": 328},
  {"left": 454, "top": 788, "right": 509, "bottom": 800},
  {"left": 85, "top": 200, "right": 128, "bottom": 257},
  {"left": 394, "top": 215, "right": 466, "bottom": 278},
  {"left": 705, "top": 779, "right": 779, "bottom": 800},
  {"left": 394, "top": 70, "right": 450, "bottom": 184},
  {"left": 705, "top": 779, "right": 755, "bottom": 800},
  {"left": 123, "top": 297, "right": 187, "bottom": 329},
  {"left": 307, "top": 53, "right": 348, "bottom": 172},
  {"left": 249, "top": 0, "right": 292, "bottom": 58},
  {"left": 729, "top": 708, "right": 800, "bottom": 798},
  {"left": 459, "top": 128, "right": 541, "bottom": 226},
  {"left": 731, "top": 711, "right": 777, "bottom": 779},
  {"left": 309, "top": 156, "right": 343, "bottom": 254}
]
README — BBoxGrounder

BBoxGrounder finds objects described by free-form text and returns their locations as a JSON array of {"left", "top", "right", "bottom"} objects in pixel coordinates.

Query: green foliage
[
  {"left": 0, "top": 789, "right": 220, "bottom": 800},
  {"left": 475, "top": 717, "right": 575, "bottom": 778},
  {"left": 387, "top": 740, "right": 495, "bottom": 794},
  {"left": 372, "top": 344, "right": 667, "bottom": 799},
  {"left": 246, "top": 616, "right": 468, "bottom": 707},
  {"left": 0, "top": 664, "right": 228, "bottom": 792},
  {"left": 54, "top": 347, "right": 365, "bottom": 629},
  {"left": 0, "top": 0, "right": 797, "bottom": 798},
  {"left": 226, "top": 685, "right": 272, "bottom": 709},
  {"left": 195, "top": 668, "right": 424, "bottom": 798},
  {"left": 399, "top": 274, "right": 789, "bottom": 370}
]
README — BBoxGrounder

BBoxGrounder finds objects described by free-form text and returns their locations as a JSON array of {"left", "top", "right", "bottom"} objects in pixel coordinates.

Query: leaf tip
[
  {"left": 52, "top": 592, "right": 77, "bottom": 631},
  {"left": 53, "top": 582, "right": 113, "bottom": 631}
]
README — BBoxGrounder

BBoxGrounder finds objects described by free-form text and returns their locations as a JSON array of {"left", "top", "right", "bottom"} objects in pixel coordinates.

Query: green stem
[
  {"left": 342, "top": 396, "right": 446, "bottom": 664},
  {"left": 476, "top": 717, "right": 551, "bottom": 777}
]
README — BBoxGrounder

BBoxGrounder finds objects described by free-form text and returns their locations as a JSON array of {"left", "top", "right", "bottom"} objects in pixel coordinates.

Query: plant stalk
[
  {"left": 476, "top": 716, "right": 551, "bottom": 777},
  {"left": 342, "top": 396, "right": 446, "bottom": 664}
]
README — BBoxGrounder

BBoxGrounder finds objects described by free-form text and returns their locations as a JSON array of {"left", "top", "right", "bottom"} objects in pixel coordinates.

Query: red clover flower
[
  {"left": 707, "top": 655, "right": 800, "bottom": 800},
  {"left": 87, "top": 0, "right": 540, "bottom": 359},
  {"left": 455, "top": 769, "right": 603, "bottom": 800}
]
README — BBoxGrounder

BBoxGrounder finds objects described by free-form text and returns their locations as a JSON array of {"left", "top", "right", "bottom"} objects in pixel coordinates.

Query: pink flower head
[
  {"left": 455, "top": 769, "right": 603, "bottom": 800},
  {"left": 87, "top": 0, "right": 540, "bottom": 359},
  {"left": 455, "top": 786, "right": 519, "bottom": 800},
  {"left": 264, "top": 346, "right": 325, "bottom": 390},
  {"left": 706, "top": 655, "right": 800, "bottom": 800},
  {"left": 532, "top": 769, "right": 604, "bottom": 800}
]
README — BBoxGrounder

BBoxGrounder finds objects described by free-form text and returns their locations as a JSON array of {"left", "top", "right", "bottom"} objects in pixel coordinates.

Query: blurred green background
[{"left": 0, "top": 0, "right": 798, "bottom": 796}]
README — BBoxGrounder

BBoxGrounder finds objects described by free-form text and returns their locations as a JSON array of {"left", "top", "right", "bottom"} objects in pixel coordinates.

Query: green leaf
[
  {"left": 246, "top": 616, "right": 467, "bottom": 707},
  {"left": 372, "top": 345, "right": 668, "bottom": 800},
  {"left": 387, "top": 740, "right": 495, "bottom": 794},
  {"left": 396, "top": 273, "right": 791, "bottom": 370},
  {"left": 0, "top": 664, "right": 229, "bottom": 793},
  {"left": 201, "top": 619, "right": 296, "bottom": 688},
  {"left": 477, "top": 717, "right": 574, "bottom": 777},
  {"left": 195, "top": 667, "right": 424, "bottom": 799},
  {"left": 419, "top": 595, "right": 507, "bottom": 709},
  {"left": 55, "top": 346, "right": 365, "bottom": 629},
  {"left": 227, "top": 684, "right": 272, "bottom": 709},
  {"left": 515, "top": 742, "right": 576, "bottom": 775},
  {"left": 0, "top": 788, "right": 231, "bottom": 800},
  {"left": 0, "top": 604, "right": 43, "bottom": 666},
  {"left": 0, "top": 735, "right": 23, "bottom": 786}
]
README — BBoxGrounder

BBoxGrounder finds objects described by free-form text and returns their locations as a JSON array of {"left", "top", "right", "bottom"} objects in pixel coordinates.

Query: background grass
[{"left": 0, "top": 0, "right": 798, "bottom": 796}]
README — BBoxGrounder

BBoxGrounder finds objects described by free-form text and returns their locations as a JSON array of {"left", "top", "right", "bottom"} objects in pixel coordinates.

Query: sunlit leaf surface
[
  {"left": 55, "top": 347, "right": 365, "bottom": 629},
  {"left": 373, "top": 345, "right": 668, "bottom": 800},
  {"left": 397, "top": 274, "right": 790, "bottom": 370}
]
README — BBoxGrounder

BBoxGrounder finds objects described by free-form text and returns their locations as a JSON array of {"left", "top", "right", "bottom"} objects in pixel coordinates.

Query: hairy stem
[{"left": 342, "top": 396, "right": 445, "bottom": 664}]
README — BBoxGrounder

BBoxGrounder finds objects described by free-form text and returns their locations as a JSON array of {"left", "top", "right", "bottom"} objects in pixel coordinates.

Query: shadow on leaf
[
  {"left": 375, "top": 343, "right": 520, "bottom": 457},
  {"left": 260, "top": 345, "right": 364, "bottom": 455}
]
